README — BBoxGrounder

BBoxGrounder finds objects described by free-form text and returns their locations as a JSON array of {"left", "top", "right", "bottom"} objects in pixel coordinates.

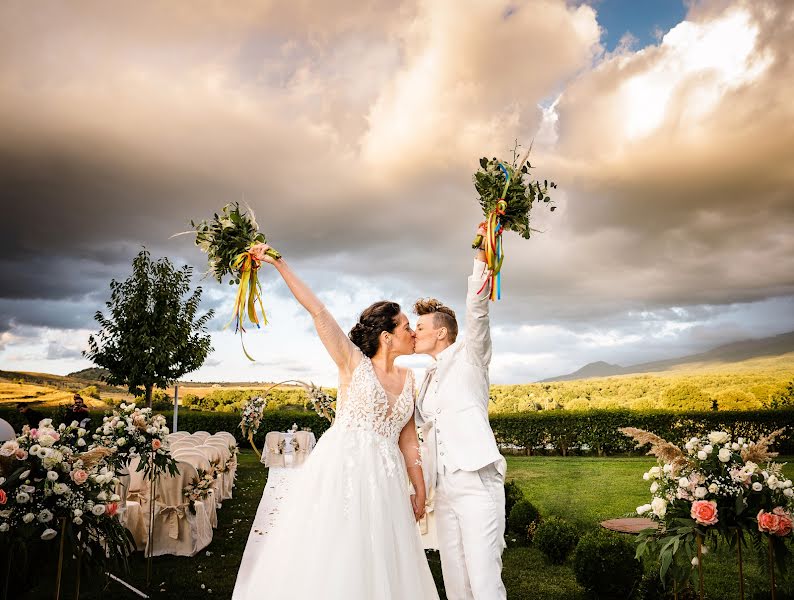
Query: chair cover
[
  {"left": 193, "top": 444, "right": 225, "bottom": 507},
  {"left": 191, "top": 431, "right": 211, "bottom": 442},
  {"left": 124, "top": 455, "right": 150, "bottom": 549},
  {"left": 204, "top": 439, "right": 234, "bottom": 499},
  {"left": 146, "top": 461, "right": 213, "bottom": 557},
  {"left": 171, "top": 450, "right": 217, "bottom": 528},
  {"left": 263, "top": 432, "right": 286, "bottom": 468},
  {"left": 291, "top": 431, "right": 317, "bottom": 467}
]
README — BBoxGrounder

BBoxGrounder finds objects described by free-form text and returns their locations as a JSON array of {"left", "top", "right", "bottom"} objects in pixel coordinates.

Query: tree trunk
[{"left": 145, "top": 385, "right": 153, "bottom": 409}]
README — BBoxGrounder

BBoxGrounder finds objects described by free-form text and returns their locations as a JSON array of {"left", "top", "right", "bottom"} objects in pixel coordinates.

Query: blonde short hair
[{"left": 413, "top": 298, "right": 458, "bottom": 343}]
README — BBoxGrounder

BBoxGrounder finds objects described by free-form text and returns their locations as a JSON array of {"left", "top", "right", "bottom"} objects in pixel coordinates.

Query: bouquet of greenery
[
  {"left": 472, "top": 144, "right": 556, "bottom": 300},
  {"left": 191, "top": 202, "right": 281, "bottom": 360}
]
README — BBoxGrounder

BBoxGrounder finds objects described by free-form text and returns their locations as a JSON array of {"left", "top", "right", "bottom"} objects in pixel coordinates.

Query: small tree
[{"left": 86, "top": 249, "right": 214, "bottom": 408}]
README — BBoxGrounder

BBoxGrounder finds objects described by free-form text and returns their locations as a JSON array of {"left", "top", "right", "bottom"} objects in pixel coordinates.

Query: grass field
[{"left": 12, "top": 452, "right": 794, "bottom": 600}]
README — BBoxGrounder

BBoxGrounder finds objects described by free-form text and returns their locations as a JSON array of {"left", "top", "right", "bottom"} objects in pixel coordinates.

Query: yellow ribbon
[{"left": 226, "top": 248, "right": 268, "bottom": 361}]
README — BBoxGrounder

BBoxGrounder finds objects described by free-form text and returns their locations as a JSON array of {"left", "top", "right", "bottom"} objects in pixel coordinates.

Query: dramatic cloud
[{"left": 0, "top": 0, "right": 792, "bottom": 383}]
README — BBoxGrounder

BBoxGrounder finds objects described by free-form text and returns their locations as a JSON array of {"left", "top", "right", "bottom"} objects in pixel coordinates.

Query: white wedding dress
[{"left": 237, "top": 308, "right": 439, "bottom": 599}]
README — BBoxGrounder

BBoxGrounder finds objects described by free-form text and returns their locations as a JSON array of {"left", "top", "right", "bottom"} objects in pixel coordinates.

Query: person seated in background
[
  {"left": 17, "top": 402, "right": 45, "bottom": 429},
  {"left": 62, "top": 394, "right": 91, "bottom": 428}
]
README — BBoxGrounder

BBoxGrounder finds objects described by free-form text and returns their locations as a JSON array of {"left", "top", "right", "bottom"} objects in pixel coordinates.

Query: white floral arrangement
[
  {"left": 183, "top": 468, "right": 214, "bottom": 514},
  {"left": 0, "top": 420, "right": 133, "bottom": 560},
  {"left": 302, "top": 382, "right": 336, "bottom": 423},
  {"left": 93, "top": 402, "right": 178, "bottom": 479},
  {"left": 622, "top": 427, "right": 793, "bottom": 585},
  {"left": 239, "top": 396, "right": 267, "bottom": 438}
]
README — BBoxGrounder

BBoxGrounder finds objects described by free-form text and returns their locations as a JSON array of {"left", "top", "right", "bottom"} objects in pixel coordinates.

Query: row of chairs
[{"left": 118, "top": 431, "right": 238, "bottom": 557}]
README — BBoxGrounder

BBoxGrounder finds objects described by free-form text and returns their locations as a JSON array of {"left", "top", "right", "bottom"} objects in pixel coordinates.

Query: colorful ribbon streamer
[
  {"left": 227, "top": 248, "right": 268, "bottom": 361},
  {"left": 478, "top": 163, "right": 510, "bottom": 301}
]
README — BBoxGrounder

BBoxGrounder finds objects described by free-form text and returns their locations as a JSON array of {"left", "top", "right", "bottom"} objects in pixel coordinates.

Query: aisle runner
[{"left": 232, "top": 465, "right": 298, "bottom": 600}]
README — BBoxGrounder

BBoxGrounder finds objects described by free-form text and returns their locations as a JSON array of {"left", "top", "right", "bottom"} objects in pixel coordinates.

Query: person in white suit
[{"left": 413, "top": 226, "right": 507, "bottom": 600}]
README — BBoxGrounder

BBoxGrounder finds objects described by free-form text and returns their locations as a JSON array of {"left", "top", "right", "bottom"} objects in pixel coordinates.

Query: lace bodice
[{"left": 335, "top": 357, "right": 415, "bottom": 442}]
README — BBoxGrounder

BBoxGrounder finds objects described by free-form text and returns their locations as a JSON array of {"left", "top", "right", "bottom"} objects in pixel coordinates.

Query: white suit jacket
[{"left": 416, "top": 259, "right": 504, "bottom": 495}]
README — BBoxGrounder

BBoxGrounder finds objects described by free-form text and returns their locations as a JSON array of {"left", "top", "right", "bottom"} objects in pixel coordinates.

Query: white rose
[
  {"left": 0, "top": 523, "right": 8, "bottom": 532},
  {"left": 650, "top": 466, "right": 662, "bottom": 477},
  {"left": 38, "top": 509, "right": 53, "bottom": 523},
  {"left": 784, "top": 489, "right": 794, "bottom": 498},
  {"left": 91, "top": 504, "right": 106, "bottom": 516},
  {"left": 40, "top": 528, "right": 58, "bottom": 541},
  {"left": 73, "top": 516, "right": 83, "bottom": 525},
  {"left": 708, "top": 431, "right": 729, "bottom": 445},
  {"left": 697, "top": 451, "right": 708, "bottom": 460},
  {"left": 110, "top": 494, "right": 121, "bottom": 502},
  {"left": 703, "top": 444, "right": 713, "bottom": 454},
  {"left": 737, "top": 437, "right": 745, "bottom": 445},
  {"left": 40, "top": 418, "right": 52, "bottom": 427},
  {"left": 663, "top": 463, "right": 672, "bottom": 474},
  {"left": 708, "top": 483, "right": 719, "bottom": 494},
  {"left": 46, "top": 471, "right": 59, "bottom": 481},
  {"left": 22, "top": 512, "right": 35, "bottom": 523},
  {"left": 718, "top": 448, "right": 732, "bottom": 463},
  {"left": 53, "top": 483, "right": 69, "bottom": 495},
  {"left": 643, "top": 472, "right": 650, "bottom": 481},
  {"left": 97, "top": 491, "right": 107, "bottom": 501},
  {"left": 76, "top": 438, "right": 86, "bottom": 447},
  {"left": 637, "top": 504, "right": 652, "bottom": 515},
  {"left": 685, "top": 442, "right": 694, "bottom": 452},
  {"left": 38, "top": 434, "right": 56, "bottom": 447},
  {"left": 745, "top": 461, "right": 758, "bottom": 472},
  {"left": 73, "top": 509, "right": 83, "bottom": 517},
  {"left": 117, "top": 438, "right": 126, "bottom": 447},
  {"left": 694, "top": 487, "right": 708, "bottom": 499},
  {"left": 651, "top": 497, "right": 667, "bottom": 518},
  {"left": 752, "top": 482, "right": 763, "bottom": 492},
  {"left": 679, "top": 477, "right": 690, "bottom": 488},
  {"left": 767, "top": 476, "right": 779, "bottom": 490},
  {"left": 16, "top": 492, "right": 30, "bottom": 504},
  {"left": 731, "top": 443, "right": 740, "bottom": 451},
  {"left": 650, "top": 482, "right": 659, "bottom": 493}
]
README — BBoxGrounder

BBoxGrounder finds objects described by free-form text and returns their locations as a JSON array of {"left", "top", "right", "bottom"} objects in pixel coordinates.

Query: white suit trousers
[{"left": 434, "top": 461, "right": 506, "bottom": 600}]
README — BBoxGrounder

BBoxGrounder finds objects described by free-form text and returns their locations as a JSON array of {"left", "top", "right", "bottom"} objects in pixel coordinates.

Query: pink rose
[
  {"left": 29, "top": 428, "right": 38, "bottom": 438},
  {"left": 70, "top": 469, "right": 88, "bottom": 485},
  {"left": 151, "top": 439, "right": 162, "bottom": 451},
  {"left": 691, "top": 500, "right": 719, "bottom": 526},
  {"left": 773, "top": 506, "right": 788, "bottom": 516},
  {"left": 757, "top": 510, "right": 781, "bottom": 534},
  {"left": 778, "top": 515, "right": 793, "bottom": 537},
  {"left": 15, "top": 449, "right": 28, "bottom": 460},
  {"left": 106, "top": 502, "right": 119, "bottom": 517},
  {"left": 0, "top": 489, "right": 6, "bottom": 505}
]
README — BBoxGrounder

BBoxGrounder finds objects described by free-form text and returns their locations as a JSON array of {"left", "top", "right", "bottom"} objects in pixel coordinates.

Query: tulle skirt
[{"left": 240, "top": 424, "right": 439, "bottom": 599}]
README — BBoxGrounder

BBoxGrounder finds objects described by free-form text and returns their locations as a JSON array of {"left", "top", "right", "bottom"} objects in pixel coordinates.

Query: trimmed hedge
[
  {"left": 489, "top": 408, "right": 794, "bottom": 455},
  {"left": 3, "top": 406, "right": 792, "bottom": 456}
]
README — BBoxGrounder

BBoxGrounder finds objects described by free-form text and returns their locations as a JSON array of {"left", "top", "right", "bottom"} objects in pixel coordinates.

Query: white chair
[
  {"left": 172, "top": 450, "right": 218, "bottom": 528},
  {"left": 193, "top": 444, "right": 225, "bottom": 507},
  {"left": 210, "top": 434, "right": 238, "bottom": 493},
  {"left": 191, "top": 431, "right": 211, "bottom": 442},
  {"left": 146, "top": 461, "right": 212, "bottom": 557},
  {"left": 123, "top": 456, "right": 150, "bottom": 549},
  {"left": 291, "top": 431, "right": 317, "bottom": 467},
  {"left": 263, "top": 432, "right": 286, "bottom": 468},
  {"left": 167, "top": 432, "right": 190, "bottom": 442},
  {"left": 212, "top": 431, "right": 237, "bottom": 445},
  {"left": 204, "top": 439, "right": 233, "bottom": 500},
  {"left": 169, "top": 439, "right": 200, "bottom": 451}
]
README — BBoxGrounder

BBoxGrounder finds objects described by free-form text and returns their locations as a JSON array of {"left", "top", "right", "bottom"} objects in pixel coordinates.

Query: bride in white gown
[{"left": 237, "top": 244, "right": 440, "bottom": 599}]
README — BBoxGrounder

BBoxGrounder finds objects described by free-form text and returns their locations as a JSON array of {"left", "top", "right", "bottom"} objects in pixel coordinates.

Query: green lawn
[{"left": 12, "top": 452, "right": 794, "bottom": 599}]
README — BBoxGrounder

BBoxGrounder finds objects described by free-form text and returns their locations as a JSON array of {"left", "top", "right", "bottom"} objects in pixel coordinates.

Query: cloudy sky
[{"left": 1, "top": 0, "right": 792, "bottom": 386}]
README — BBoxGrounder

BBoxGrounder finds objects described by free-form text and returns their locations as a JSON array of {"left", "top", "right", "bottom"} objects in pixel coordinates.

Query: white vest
[{"left": 416, "top": 260, "right": 503, "bottom": 488}]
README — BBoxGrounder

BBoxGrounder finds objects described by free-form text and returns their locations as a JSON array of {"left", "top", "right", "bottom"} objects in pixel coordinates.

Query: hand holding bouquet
[
  {"left": 191, "top": 202, "right": 281, "bottom": 360},
  {"left": 472, "top": 144, "right": 556, "bottom": 300}
]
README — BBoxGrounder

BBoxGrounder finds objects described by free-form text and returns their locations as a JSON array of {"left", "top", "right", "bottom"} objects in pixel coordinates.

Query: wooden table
[{"left": 600, "top": 518, "right": 657, "bottom": 534}]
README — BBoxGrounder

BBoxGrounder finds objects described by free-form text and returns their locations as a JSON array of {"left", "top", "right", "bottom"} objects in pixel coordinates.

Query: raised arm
[
  {"left": 465, "top": 228, "right": 492, "bottom": 367},
  {"left": 251, "top": 246, "right": 359, "bottom": 373}
]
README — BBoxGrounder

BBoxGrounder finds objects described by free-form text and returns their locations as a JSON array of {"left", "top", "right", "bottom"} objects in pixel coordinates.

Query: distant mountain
[
  {"left": 66, "top": 367, "right": 111, "bottom": 381},
  {"left": 542, "top": 331, "right": 794, "bottom": 382}
]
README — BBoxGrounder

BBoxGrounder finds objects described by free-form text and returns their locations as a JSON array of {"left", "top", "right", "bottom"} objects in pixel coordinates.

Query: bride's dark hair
[{"left": 348, "top": 301, "right": 401, "bottom": 358}]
